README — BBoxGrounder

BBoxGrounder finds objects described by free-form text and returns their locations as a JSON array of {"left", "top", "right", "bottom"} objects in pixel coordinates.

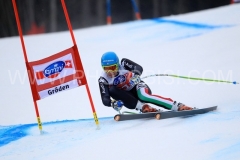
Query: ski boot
[
  {"left": 178, "top": 105, "right": 193, "bottom": 111},
  {"left": 141, "top": 104, "right": 158, "bottom": 113},
  {"left": 172, "top": 101, "right": 193, "bottom": 111}
]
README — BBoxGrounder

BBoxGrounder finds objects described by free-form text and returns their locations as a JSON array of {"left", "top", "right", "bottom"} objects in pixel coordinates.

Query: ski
[
  {"left": 114, "top": 112, "right": 157, "bottom": 121},
  {"left": 155, "top": 106, "right": 217, "bottom": 120},
  {"left": 114, "top": 106, "right": 217, "bottom": 121}
]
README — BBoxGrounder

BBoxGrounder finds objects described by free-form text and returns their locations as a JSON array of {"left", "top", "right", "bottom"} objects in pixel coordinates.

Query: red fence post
[
  {"left": 11, "top": 0, "right": 43, "bottom": 134},
  {"left": 61, "top": 0, "right": 100, "bottom": 128}
]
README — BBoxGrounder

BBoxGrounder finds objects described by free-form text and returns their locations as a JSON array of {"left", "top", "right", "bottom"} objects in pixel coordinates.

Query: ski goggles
[{"left": 102, "top": 64, "right": 118, "bottom": 72}]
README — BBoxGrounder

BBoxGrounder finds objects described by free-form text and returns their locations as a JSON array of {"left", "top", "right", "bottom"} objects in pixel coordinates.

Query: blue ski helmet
[{"left": 101, "top": 52, "right": 119, "bottom": 67}]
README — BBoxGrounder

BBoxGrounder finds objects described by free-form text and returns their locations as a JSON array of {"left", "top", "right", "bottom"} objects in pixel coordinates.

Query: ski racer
[{"left": 98, "top": 51, "right": 193, "bottom": 113}]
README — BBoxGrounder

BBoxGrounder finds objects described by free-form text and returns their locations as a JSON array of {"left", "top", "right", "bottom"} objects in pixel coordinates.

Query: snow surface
[{"left": 1, "top": 4, "right": 240, "bottom": 160}]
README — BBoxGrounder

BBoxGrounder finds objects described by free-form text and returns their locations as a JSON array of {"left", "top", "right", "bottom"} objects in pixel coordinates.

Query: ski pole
[{"left": 141, "top": 74, "right": 239, "bottom": 85}]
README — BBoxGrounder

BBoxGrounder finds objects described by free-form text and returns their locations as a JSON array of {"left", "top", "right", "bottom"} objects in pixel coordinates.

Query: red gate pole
[
  {"left": 131, "top": 0, "right": 141, "bottom": 20},
  {"left": 61, "top": 0, "right": 100, "bottom": 129},
  {"left": 12, "top": 0, "right": 43, "bottom": 134},
  {"left": 106, "top": 0, "right": 112, "bottom": 24}
]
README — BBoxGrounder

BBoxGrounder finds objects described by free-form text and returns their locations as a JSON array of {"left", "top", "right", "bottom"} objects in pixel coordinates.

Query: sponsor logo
[
  {"left": 124, "top": 61, "right": 133, "bottom": 68},
  {"left": 35, "top": 60, "right": 73, "bottom": 80},
  {"left": 44, "top": 61, "right": 65, "bottom": 78},
  {"left": 100, "top": 83, "right": 106, "bottom": 93},
  {"left": 113, "top": 75, "right": 126, "bottom": 86},
  {"left": 103, "top": 59, "right": 114, "bottom": 62},
  {"left": 98, "top": 77, "right": 107, "bottom": 83}
]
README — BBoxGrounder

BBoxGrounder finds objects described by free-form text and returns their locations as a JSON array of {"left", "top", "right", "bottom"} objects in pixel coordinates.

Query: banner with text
[{"left": 27, "top": 45, "right": 87, "bottom": 100}]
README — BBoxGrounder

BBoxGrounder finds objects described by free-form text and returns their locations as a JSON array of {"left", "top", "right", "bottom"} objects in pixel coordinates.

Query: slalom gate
[{"left": 12, "top": 0, "right": 100, "bottom": 133}]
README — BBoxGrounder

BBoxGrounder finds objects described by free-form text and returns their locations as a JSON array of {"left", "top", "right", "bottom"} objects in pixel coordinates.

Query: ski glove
[
  {"left": 130, "top": 74, "right": 141, "bottom": 86},
  {"left": 112, "top": 100, "right": 124, "bottom": 112}
]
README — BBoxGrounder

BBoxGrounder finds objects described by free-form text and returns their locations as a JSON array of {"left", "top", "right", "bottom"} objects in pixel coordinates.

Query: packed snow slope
[{"left": 0, "top": 4, "right": 240, "bottom": 160}]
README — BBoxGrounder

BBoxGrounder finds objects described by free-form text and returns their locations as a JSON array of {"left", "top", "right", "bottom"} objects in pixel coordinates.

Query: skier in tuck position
[{"left": 98, "top": 51, "right": 193, "bottom": 113}]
